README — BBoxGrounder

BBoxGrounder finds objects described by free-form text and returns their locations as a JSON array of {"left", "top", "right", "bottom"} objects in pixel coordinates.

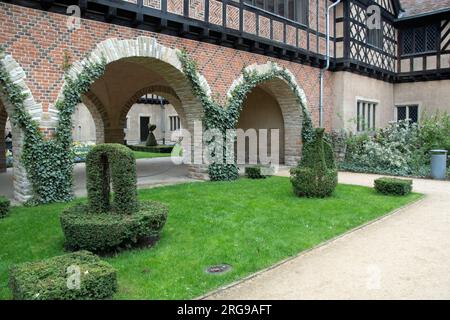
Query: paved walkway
[
  {"left": 204, "top": 171, "right": 450, "bottom": 300},
  {"left": 0, "top": 157, "right": 196, "bottom": 201}
]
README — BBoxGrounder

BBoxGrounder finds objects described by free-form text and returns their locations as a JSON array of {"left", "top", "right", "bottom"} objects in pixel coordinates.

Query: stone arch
[
  {"left": 118, "top": 85, "right": 186, "bottom": 130},
  {"left": 81, "top": 92, "right": 111, "bottom": 144},
  {"left": 61, "top": 37, "right": 208, "bottom": 177},
  {"left": 0, "top": 54, "right": 43, "bottom": 202},
  {"left": 227, "top": 62, "right": 308, "bottom": 166}
]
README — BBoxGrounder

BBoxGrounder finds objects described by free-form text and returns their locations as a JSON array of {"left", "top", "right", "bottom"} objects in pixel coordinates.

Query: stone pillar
[{"left": 104, "top": 128, "right": 126, "bottom": 144}]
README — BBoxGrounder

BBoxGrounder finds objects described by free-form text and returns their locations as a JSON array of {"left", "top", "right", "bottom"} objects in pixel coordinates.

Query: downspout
[{"left": 319, "top": 0, "right": 342, "bottom": 127}]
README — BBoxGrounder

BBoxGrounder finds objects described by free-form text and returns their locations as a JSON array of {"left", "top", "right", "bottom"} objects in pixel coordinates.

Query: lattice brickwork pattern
[
  {"left": 209, "top": 0, "right": 223, "bottom": 26},
  {"left": 243, "top": 10, "right": 256, "bottom": 34},
  {"left": 189, "top": 0, "right": 205, "bottom": 21},
  {"left": 168, "top": 0, "right": 183, "bottom": 15},
  {"left": 143, "top": 0, "right": 161, "bottom": 9},
  {"left": 226, "top": 4, "right": 240, "bottom": 30}
]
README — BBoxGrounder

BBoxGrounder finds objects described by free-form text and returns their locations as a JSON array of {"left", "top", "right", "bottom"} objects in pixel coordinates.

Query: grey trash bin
[{"left": 430, "top": 150, "right": 448, "bottom": 180}]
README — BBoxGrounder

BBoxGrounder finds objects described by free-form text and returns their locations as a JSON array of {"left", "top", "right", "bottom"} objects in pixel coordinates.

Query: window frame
[
  {"left": 356, "top": 98, "right": 378, "bottom": 132},
  {"left": 395, "top": 104, "right": 420, "bottom": 124},
  {"left": 400, "top": 23, "right": 439, "bottom": 56},
  {"left": 244, "top": 0, "right": 309, "bottom": 26}
]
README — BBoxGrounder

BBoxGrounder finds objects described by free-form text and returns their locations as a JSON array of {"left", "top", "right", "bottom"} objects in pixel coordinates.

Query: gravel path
[{"left": 203, "top": 172, "right": 450, "bottom": 300}]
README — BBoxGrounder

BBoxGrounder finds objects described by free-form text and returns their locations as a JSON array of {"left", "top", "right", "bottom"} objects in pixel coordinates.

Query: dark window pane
[
  {"left": 368, "top": 28, "right": 383, "bottom": 48},
  {"left": 267, "top": 0, "right": 275, "bottom": 12},
  {"left": 357, "top": 102, "right": 361, "bottom": 132},
  {"left": 397, "top": 106, "right": 407, "bottom": 121},
  {"left": 403, "top": 29, "right": 414, "bottom": 54},
  {"left": 409, "top": 106, "right": 418, "bottom": 123},
  {"left": 277, "top": 0, "right": 284, "bottom": 16},
  {"left": 372, "top": 105, "right": 376, "bottom": 129},
  {"left": 415, "top": 27, "right": 426, "bottom": 52},
  {"left": 426, "top": 24, "right": 438, "bottom": 51},
  {"left": 255, "top": 0, "right": 264, "bottom": 9},
  {"left": 287, "top": 0, "right": 295, "bottom": 20},
  {"left": 296, "top": 0, "right": 308, "bottom": 25}
]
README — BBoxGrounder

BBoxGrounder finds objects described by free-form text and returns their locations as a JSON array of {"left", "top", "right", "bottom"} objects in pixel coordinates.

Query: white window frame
[{"left": 355, "top": 97, "right": 379, "bottom": 132}]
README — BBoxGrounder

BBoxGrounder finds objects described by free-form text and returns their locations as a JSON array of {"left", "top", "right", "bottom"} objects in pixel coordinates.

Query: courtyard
[{"left": 0, "top": 173, "right": 424, "bottom": 300}]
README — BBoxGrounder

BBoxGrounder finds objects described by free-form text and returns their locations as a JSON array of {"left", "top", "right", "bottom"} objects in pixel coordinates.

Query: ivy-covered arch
[
  {"left": 227, "top": 62, "right": 312, "bottom": 166},
  {"left": 0, "top": 51, "right": 43, "bottom": 203},
  {"left": 178, "top": 51, "right": 314, "bottom": 180}
]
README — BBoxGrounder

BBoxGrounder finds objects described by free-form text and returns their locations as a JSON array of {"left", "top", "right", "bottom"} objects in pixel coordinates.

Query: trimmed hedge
[
  {"left": 245, "top": 166, "right": 266, "bottom": 179},
  {"left": 290, "top": 128, "right": 338, "bottom": 197},
  {"left": 0, "top": 195, "right": 10, "bottom": 218},
  {"left": 128, "top": 144, "right": 174, "bottom": 154},
  {"left": 374, "top": 177, "right": 413, "bottom": 195},
  {"left": 9, "top": 251, "right": 117, "bottom": 300},
  {"left": 86, "top": 144, "right": 137, "bottom": 214},
  {"left": 60, "top": 200, "right": 168, "bottom": 253}
]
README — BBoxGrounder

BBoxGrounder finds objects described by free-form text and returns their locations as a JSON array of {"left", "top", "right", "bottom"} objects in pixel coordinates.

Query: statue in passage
[{"left": 145, "top": 124, "right": 158, "bottom": 146}]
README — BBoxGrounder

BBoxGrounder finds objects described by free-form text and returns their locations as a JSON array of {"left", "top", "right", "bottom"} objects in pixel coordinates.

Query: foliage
[
  {"left": 178, "top": 50, "right": 314, "bottom": 181},
  {"left": 0, "top": 195, "right": 10, "bottom": 218},
  {"left": 63, "top": 143, "right": 168, "bottom": 253},
  {"left": 374, "top": 177, "right": 413, "bottom": 196},
  {"left": 60, "top": 201, "right": 168, "bottom": 253},
  {"left": 245, "top": 165, "right": 266, "bottom": 179},
  {"left": 0, "top": 50, "right": 106, "bottom": 204},
  {"left": 9, "top": 251, "right": 117, "bottom": 300},
  {"left": 0, "top": 178, "right": 421, "bottom": 299},
  {"left": 86, "top": 144, "right": 137, "bottom": 215},
  {"left": 291, "top": 128, "right": 338, "bottom": 197},
  {"left": 342, "top": 114, "right": 450, "bottom": 177},
  {"left": 72, "top": 141, "right": 95, "bottom": 163}
]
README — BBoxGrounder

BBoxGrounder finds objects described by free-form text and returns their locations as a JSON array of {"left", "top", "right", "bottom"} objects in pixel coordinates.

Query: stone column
[{"left": 104, "top": 128, "right": 126, "bottom": 144}]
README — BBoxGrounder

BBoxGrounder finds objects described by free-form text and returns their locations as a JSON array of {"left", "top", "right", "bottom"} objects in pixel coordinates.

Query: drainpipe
[{"left": 319, "top": 0, "right": 342, "bottom": 128}]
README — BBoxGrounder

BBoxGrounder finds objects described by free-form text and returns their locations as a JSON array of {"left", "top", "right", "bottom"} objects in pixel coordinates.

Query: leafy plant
[
  {"left": 374, "top": 177, "right": 413, "bottom": 196},
  {"left": 0, "top": 49, "right": 106, "bottom": 204},
  {"left": 178, "top": 50, "right": 314, "bottom": 181},
  {"left": 290, "top": 128, "right": 337, "bottom": 197},
  {"left": 9, "top": 251, "right": 117, "bottom": 300},
  {"left": 0, "top": 195, "right": 10, "bottom": 218}
]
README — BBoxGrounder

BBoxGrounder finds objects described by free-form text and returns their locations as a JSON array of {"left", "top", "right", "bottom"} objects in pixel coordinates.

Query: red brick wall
[{"left": 0, "top": 3, "right": 334, "bottom": 130}]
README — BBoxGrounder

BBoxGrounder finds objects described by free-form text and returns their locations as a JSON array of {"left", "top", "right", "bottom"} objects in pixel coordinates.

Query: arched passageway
[{"left": 234, "top": 73, "right": 304, "bottom": 167}]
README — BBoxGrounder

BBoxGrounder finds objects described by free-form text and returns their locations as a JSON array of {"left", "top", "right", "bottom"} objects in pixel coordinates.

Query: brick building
[{"left": 0, "top": 0, "right": 449, "bottom": 202}]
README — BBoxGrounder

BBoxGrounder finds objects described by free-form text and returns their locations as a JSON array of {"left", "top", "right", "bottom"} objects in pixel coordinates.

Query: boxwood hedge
[
  {"left": 9, "top": 251, "right": 117, "bottom": 300},
  {"left": 61, "top": 200, "right": 168, "bottom": 253},
  {"left": 374, "top": 177, "right": 413, "bottom": 195},
  {"left": 0, "top": 195, "right": 10, "bottom": 218}
]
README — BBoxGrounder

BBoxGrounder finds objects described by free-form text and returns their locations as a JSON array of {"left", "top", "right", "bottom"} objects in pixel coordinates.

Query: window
[
  {"left": 396, "top": 105, "right": 419, "bottom": 124},
  {"left": 244, "top": 0, "right": 308, "bottom": 25},
  {"left": 402, "top": 24, "right": 438, "bottom": 55},
  {"left": 169, "top": 116, "right": 180, "bottom": 131},
  {"left": 356, "top": 100, "right": 377, "bottom": 132},
  {"left": 367, "top": 28, "right": 383, "bottom": 48}
]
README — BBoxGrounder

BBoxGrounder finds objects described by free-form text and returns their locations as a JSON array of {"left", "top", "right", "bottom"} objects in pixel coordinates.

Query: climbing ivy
[
  {"left": 178, "top": 50, "right": 315, "bottom": 180},
  {"left": 0, "top": 48, "right": 106, "bottom": 204}
]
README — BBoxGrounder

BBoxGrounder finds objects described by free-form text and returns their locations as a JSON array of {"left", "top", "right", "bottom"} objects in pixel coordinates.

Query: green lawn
[
  {"left": 132, "top": 151, "right": 171, "bottom": 159},
  {"left": 0, "top": 177, "right": 421, "bottom": 300}
]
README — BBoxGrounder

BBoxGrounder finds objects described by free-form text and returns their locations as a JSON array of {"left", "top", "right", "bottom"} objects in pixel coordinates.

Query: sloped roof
[{"left": 399, "top": 0, "right": 450, "bottom": 18}]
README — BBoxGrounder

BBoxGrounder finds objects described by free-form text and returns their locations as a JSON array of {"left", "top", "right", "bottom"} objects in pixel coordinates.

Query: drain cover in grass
[{"left": 205, "top": 264, "right": 232, "bottom": 274}]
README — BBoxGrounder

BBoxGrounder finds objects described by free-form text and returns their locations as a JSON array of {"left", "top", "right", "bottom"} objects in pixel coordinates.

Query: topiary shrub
[
  {"left": 0, "top": 195, "right": 10, "bottom": 218},
  {"left": 61, "top": 143, "right": 168, "bottom": 253},
  {"left": 9, "top": 251, "right": 117, "bottom": 300},
  {"left": 374, "top": 177, "right": 413, "bottom": 195},
  {"left": 145, "top": 124, "right": 158, "bottom": 147},
  {"left": 290, "top": 128, "right": 338, "bottom": 197},
  {"left": 86, "top": 143, "right": 137, "bottom": 214},
  {"left": 61, "top": 201, "right": 168, "bottom": 252}
]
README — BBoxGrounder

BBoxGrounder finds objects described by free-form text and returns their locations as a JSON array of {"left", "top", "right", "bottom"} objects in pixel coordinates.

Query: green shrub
[
  {"left": 374, "top": 177, "right": 413, "bottom": 196},
  {"left": 245, "top": 166, "right": 268, "bottom": 179},
  {"left": 0, "top": 195, "right": 10, "bottom": 218},
  {"left": 86, "top": 143, "right": 137, "bottom": 214},
  {"left": 291, "top": 128, "right": 338, "bottom": 197},
  {"left": 61, "top": 200, "right": 168, "bottom": 253},
  {"left": 9, "top": 251, "right": 117, "bottom": 300}
]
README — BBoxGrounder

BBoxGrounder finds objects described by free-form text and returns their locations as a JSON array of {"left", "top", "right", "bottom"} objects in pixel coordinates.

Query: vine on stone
[{"left": 178, "top": 50, "right": 315, "bottom": 180}]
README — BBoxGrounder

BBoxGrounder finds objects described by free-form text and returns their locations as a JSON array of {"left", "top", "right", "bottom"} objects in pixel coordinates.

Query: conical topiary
[
  {"left": 145, "top": 124, "right": 158, "bottom": 146},
  {"left": 290, "top": 128, "right": 338, "bottom": 197}
]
